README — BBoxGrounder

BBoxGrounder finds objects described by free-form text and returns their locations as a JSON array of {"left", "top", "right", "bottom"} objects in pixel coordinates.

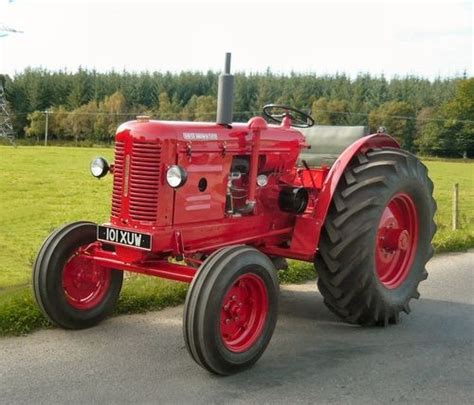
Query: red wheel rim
[
  {"left": 375, "top": 193, "right": 419, "bottom": 289},
  {"left": 62, "top": 246, "right": 112, "bottom": 310},
  {"left": 220, "top": 273, "right": 269, "bottom": 353}
]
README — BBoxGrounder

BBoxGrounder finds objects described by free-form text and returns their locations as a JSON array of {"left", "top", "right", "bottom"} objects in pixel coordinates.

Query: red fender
[
  {"left": 263, "top": 134, "right": 400, "bottom": 261},
  {"left": 313, "top": 133, "right": 400, "bottom": 248}
]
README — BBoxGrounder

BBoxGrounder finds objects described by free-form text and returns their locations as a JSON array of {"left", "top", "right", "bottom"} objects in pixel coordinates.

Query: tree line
[{"left": 2, "top": 68, "right": 473, "bottom": 156}]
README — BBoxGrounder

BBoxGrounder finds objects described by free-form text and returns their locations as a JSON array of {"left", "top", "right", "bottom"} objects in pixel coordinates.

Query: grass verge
[
  {"left": 0, "top": 265, "right": 315, "bottom": 336},
  {"left": 0, "top": 276, "right": 189, "bottom": 336}
]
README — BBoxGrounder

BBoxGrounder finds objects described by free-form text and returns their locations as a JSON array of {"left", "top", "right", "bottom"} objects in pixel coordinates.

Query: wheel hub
[
  {"left": 375, "top": 193, "right": 419, "bottom": 289},
  {"left": 380, "top": 227, "right": 410, "bottom": 252},
  {"left": 220, "top": 274, "right": 268, "bottom": 353},
  {"left": 62, "top": 247, "right": 112, "bottom": 310}
]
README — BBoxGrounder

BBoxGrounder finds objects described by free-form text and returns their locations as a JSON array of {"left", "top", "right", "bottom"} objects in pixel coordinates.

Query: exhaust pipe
[{"left": 216, "top": 52, "right": 234, "bottom": 126}]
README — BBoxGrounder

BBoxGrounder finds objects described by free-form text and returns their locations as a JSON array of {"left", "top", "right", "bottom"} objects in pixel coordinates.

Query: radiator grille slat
[
  {"left": 111, "top": 140, "right": 161, "bottom": 222},
  {"left": 111, "top": 141, "right": 125, "bottom": 217},
  {"left": 129, "top": 142, "right": 161, "bottom": 222}
]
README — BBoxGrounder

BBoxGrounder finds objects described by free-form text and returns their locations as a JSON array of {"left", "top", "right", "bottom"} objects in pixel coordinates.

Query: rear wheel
[
  {"left": 33, "top": 222, "right": 123, "bottom": 329},
  {"left": 183, "top": 246, "right": 279, "bottom": 375},
  {"left": 315, "top": 148, "right": 436, "bottom": 325}
]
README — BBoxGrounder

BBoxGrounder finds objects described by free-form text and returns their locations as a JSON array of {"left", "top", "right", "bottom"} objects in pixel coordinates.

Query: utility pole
[
  {"left": 0, "top": 8, "right": 24, "bottom": 148},
  {"left": 44, "top": 110, "right": 49, "bottom": 146}
]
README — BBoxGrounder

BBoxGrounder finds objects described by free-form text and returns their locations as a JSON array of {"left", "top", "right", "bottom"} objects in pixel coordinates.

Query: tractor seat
[{"left": 298, "top": 125, "right": 369, "bottom": 167}]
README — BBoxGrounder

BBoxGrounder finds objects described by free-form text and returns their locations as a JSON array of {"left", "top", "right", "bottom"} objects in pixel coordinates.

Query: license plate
[{"left": 97, "top": 225, "right": 152, "bottom": 251}]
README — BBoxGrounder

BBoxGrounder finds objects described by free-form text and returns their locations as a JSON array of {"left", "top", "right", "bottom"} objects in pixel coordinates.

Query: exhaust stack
[{"left": 216, "top": 52, "right": 234, "bottom": 126}]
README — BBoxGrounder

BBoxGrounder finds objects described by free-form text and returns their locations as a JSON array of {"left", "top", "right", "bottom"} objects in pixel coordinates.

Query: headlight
[
  {"left": 166, "top": 165, "right": 187, "bottom": 188},
  {"left": 90, "top": 157, "right": 110, "bottom": 178}
]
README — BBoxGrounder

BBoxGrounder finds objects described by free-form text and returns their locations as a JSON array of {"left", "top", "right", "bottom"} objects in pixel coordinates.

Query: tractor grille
[
  {"left": 111, "top": 141, "right": 125, "bottom": 218},
  {"left": 129, "top": 142, "right": 161, "bottom": 221},
  {"left": 111, "top": 140, "right": 162, "bottom": 222}
]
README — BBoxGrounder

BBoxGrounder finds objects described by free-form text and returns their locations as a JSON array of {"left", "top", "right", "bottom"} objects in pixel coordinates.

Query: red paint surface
[
  {"left": 95, "top": 117, "right": 401, "bottom": 282},
  {"left": 220, "top": 273, "right": 269, "bottom": 353},
  {"left": 78, "top": 243, "right": 197, "bottom": 283},
  {"left": 62, "top": 248, "right": 112, "bottom": 310},
  {"left": 375, "top": 193, "right": 419, "bottom": 289}
]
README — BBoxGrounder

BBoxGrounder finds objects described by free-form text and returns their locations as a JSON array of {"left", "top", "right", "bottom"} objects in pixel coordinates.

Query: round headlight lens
[
  {"left": 257, "top": 174, "right": 268, "bottom": 187},
  {"left": 90, "top": 157, "right": 109, "bottom": 178},
  {"left": 166, "top": 165, "right": 187, "bottom": 188}
]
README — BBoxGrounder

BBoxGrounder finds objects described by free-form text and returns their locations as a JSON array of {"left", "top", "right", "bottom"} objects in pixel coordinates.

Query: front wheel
[
  {"left": 315, "top": 148, "right": 436, "bottom": 326},
  {"left": 183, "top": 246, "right": 279, "bottom": 375},
  {"left": 33, "top": 222, "right": 123, "bottom": 329}
]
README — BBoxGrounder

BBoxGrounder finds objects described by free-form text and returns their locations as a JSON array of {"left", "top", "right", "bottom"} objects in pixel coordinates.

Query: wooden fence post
[{"left": 452, "top": 183, "right": 459, "bottom": 231}]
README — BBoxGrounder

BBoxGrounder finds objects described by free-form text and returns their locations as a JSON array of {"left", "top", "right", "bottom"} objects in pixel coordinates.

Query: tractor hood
[{"left": 115, "top": 118, "right": 306, "bottom": 150}]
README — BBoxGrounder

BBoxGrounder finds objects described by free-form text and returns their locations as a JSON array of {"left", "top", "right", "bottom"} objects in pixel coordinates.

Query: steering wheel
[{"left": 262, "top": 104, "right": 315, "bottom": 128}]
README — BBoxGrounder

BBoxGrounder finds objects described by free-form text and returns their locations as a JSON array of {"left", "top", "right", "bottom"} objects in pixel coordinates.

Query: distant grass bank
[{"left": 0, "top": 146, "right": 472, "bottom": 336}]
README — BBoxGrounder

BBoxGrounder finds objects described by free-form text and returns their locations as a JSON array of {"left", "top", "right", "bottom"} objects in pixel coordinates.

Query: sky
[{"left": 0, "top": 0, "right": 472, "bottom": 79}]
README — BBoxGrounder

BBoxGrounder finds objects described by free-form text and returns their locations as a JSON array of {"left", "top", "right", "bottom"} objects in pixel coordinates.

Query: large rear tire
[
  {"left": 33, "top": 222, "right": 124, "bottom": 329},
  {"left": 315, "top": 148, "right": 436, "bottom": 326},
  {"left": 183, "top": 245, "right": 279, "bottom": 375}
]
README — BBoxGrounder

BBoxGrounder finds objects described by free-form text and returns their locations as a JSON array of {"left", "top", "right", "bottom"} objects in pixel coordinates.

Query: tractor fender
[{"left": 312, "top": 133, "right": 400, "bottom": 249}]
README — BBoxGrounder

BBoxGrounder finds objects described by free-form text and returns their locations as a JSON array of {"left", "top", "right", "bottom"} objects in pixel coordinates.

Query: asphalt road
[{"left": 1, "top": 251, "right": 473, "bottom": 404}]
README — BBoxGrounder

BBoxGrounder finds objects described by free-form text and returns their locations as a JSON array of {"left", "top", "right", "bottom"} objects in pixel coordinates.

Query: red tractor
[{"left": 33, "top": 54, "right": 436, "bottom": 375}]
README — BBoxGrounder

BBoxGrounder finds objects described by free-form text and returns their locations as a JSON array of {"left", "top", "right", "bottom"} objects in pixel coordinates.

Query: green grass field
[
  {"left": 424, "top": 159, "right": 474, "bottom": 251},
  {"left": 0, "top": 146, "right": 472, "bottom": 334}
]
